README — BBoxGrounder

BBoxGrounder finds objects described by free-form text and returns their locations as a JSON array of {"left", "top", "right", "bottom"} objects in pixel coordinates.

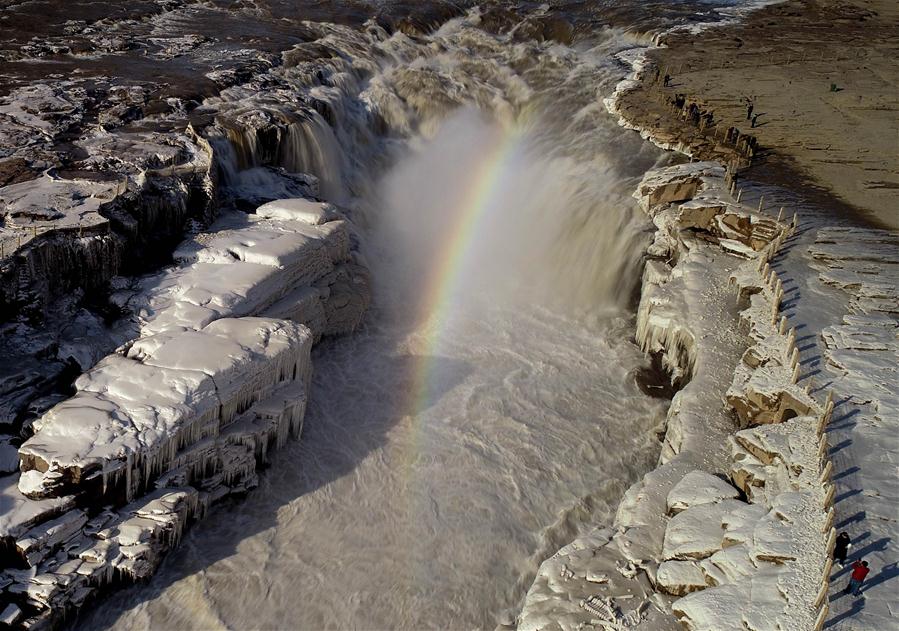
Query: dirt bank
[{"left": 614, "top": 0, "right": 899, "bottom": 229}]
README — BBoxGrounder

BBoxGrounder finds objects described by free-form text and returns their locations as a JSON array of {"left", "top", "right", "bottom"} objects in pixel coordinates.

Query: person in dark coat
[
  {"left": 845, "top": 560, "right": 870, "bottom": 596},
  {"left": 834, "top": 532, "right": 851, "bottom": 565}
]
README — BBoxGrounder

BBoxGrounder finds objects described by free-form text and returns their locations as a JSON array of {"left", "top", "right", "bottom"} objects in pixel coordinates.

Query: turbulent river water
[{"left": 60, "top": 2, "right": 750, "bottom": 628}]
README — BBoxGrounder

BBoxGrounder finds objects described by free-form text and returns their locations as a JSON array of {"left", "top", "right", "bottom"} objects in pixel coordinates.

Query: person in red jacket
[{"left": 845, "top": 560, "right": 870, "bottom": 596}]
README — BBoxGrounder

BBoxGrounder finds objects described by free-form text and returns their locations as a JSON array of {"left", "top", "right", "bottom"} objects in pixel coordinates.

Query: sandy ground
[{"left": 618, "top": 0, "right": 899, "bottom": 229}]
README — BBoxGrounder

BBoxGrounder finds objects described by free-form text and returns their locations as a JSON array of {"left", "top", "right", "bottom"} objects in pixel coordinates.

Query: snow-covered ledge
[
  {"left": 1, "top": 194, "right": 371, "bottom": 628},
  {"left": 518, "top": 162, "right": 834, "bottom": 630}
]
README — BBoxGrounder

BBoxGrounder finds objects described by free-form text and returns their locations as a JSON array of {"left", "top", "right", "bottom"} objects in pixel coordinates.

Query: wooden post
[
  {"left": 814, "top": 578, "right": 829, "bottom": 609},
  {"left": 818, "top": 435, "right": 829, "bottom": 462},
  {"left": 814, "top": 604, "right": 829, "bottom": 631},
  {"left": 758, "top": 195, "right": 764, "bottom": 212},
  {"left": 819, "top": 460, "right": 833, "bottom": 484},
  {"left": 777, "top": 206, "right": 784, "bottom": 222},
  {"left": 737, "top": 188, "right": 743, "bottom": 203},
  {"left": 824, "top": 483, "right": 836, "bottom": 509},
  {"left": 824, "top": 398, "right": 835, "bottom": 423}
]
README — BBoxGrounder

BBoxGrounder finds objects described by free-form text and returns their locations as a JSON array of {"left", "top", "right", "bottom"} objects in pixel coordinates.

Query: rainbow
[{"left": 405, "top": 122, "right": 522, "bottom": 419}]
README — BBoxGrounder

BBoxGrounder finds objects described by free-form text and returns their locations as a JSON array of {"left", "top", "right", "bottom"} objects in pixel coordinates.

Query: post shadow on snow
[
  {"left": 833, "top": 466, "right": 860, "bottom": 482},
  {"left": 837, "top": 510, "right": 866, "bottom": 530},
  {"left": 798, "top": 367, "right": 820, "bottom": 381},
  {"left": 824, "top": 595, "right": 864, "bottom": 627},
  {"left": 68, "top": 328, "right": 473, "bottom": 631},
  {"left": 828, "top": 407, "right": 861, "bottom": 432},
  {"left": 835, "top": 488, "right": 862, "bottom": 504},
  {"left": 828, "top": 438, "right": 852, "bottom": 456}
]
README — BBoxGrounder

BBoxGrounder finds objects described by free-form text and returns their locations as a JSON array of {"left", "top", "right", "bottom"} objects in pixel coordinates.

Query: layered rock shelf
[
  {"left": 18, "top": 317, "right": 313, "bottom": 502},
  {"left": 0, "top": 190, "right": 370, "bottom": 627}
]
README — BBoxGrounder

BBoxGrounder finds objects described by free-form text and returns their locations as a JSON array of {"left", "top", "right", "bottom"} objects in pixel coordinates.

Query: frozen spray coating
[{"left": 81, "top": 15, "right": 669, "bottom": 631}]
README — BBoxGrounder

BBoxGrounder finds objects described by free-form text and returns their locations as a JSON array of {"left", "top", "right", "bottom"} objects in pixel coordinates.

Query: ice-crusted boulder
[
  {"left": 18, "top": 317, "right": 312, "bottom": 502},
  {"left": 4, "top": 189, "right": 372, "bottom": 623},
  {"left": 666, "top": 471, "right": 740, "bottom": 514},
  {"left": 255, "top": 197, "right": 340, "bottom": 224},
  {"left": 663, "top": 498, "right": 745, "bottom": 561},
  {"left": 1, "top": 484, "right": 204, "bottom": 623}
]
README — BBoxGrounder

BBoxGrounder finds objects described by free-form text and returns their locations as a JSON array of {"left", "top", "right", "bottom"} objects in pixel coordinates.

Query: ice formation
[
  {"left": 1, "top": 181, "right": 370, "bottom": 625},
  {"left": 18, "top": 317, "right": 312, "bottom": 501},
  {"left": 114, "top": 198, "right": 369, "bottom": 341},
  {"left": 519, "top": 162, "right": 834, "bottom": 631}
]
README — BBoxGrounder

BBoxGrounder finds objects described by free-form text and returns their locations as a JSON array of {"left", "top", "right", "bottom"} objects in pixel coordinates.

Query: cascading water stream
[{"left": 81, "top": 12, "right": 673, "bottom": 631}]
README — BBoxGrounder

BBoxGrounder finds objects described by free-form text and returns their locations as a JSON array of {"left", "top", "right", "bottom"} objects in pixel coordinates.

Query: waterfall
[{"left": 77, "top": 7, "right": 679, "bottom": 631}]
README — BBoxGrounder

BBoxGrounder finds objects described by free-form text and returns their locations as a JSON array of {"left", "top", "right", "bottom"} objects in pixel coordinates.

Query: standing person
[
  {"left": 746, "top": 101, "right": 754, "bottom": 120},
  {"left": 845, "top": 560, "right": 870, "bottom": 596},
  {"left": 663, "top": 74, "right": 671, "bottom": 87},
  {"left": 834, "top": 532, "right": 851, "bottom": 565},
  {"left": 751, "top": 113, "right": 760, "bottom": 128}
]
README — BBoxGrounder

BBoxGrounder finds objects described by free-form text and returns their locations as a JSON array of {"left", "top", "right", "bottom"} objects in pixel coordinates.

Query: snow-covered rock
[
  {"left": 666, "top": 471, "right": 740, "bottom": 514},
  {"left": 657, "top": 560, "right": 708, "bottom": 596},
  {"left": 255, "top": 197, "right": 340, "bottom": 224},
  {"left": 18, "top": 317, "right": 312, "bottom": 502},
  {"left": 663, "top": 499, "right": 744, "bottom": 560},
  {"left": 119, "top": 205, "right": 368, "bottom": 340}
]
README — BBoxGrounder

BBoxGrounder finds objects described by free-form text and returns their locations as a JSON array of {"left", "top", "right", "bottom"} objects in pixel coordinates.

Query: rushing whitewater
[{"left": 78, "top": 12, "right": 673, "bottom": 630}]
